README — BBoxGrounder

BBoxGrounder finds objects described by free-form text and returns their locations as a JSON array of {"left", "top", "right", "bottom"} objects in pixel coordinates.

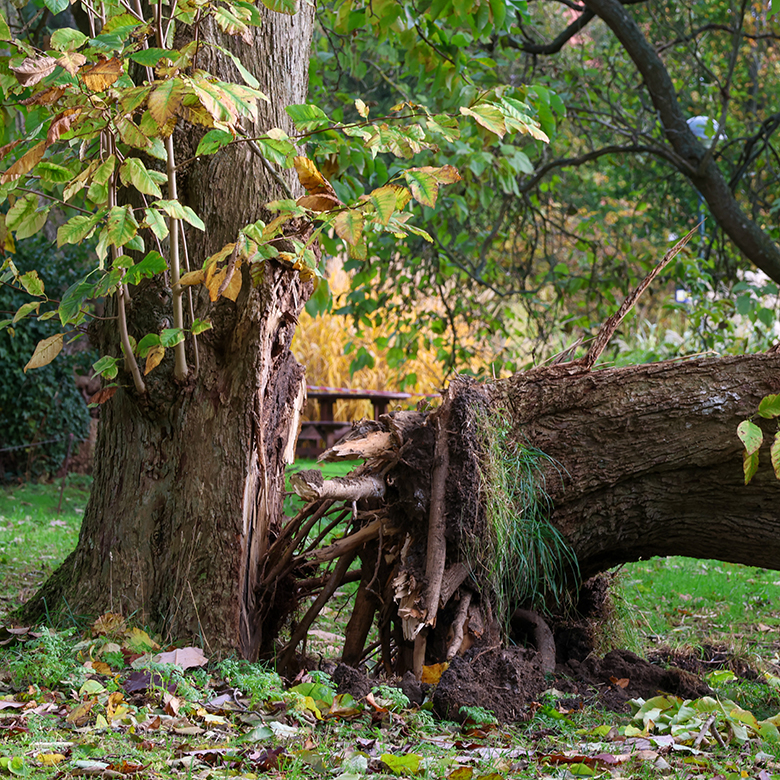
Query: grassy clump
[{"left": 471, "top": 409, "right": 578, "bottom": 628}]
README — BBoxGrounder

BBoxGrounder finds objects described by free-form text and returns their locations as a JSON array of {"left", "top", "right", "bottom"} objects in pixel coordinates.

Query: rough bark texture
[
  {"left": 498, "top": 353, "right": 780, "bottom": 579},
  {"left": 21, "top": 6, "right": 316, "bottom": 659}
]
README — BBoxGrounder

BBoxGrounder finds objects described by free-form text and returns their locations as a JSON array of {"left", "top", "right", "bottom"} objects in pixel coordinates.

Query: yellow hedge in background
[{"left": 292, "top": 264, "right": 493, "bottom": 422}]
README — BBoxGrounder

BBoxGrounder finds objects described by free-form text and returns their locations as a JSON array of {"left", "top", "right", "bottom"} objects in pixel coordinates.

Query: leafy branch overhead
[{"left": 0, "top": 0, "right": 547, "bottom": 391}]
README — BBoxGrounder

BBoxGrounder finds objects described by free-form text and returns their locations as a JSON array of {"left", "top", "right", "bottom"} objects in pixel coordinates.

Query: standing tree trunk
[{"left": 22, "top": 6, "right": 316, "bottom": 660}]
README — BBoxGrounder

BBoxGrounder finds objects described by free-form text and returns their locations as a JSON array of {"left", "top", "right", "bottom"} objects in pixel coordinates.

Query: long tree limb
[{"left": 584, "top": 0, "right": 780, "bottom": 283}]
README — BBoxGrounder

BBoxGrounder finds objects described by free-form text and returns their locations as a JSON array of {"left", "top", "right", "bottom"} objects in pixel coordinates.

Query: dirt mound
[
  {"left": 563, "top": 648, "right": 712, "bottom": 712},
  {"left": 432, "top": 647, "right": 547, "bottom": 723}
]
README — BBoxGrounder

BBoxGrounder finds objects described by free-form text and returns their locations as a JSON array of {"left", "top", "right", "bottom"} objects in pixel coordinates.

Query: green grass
[
  {"left": 0, "top": 475, "right": 90, "bottom": 618},
  {"left": 620, "top": 556, "right": 780, "bottom": 659}
]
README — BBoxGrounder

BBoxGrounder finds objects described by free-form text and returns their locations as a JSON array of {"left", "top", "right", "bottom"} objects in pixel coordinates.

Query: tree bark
[
  {"left": 20, "top": 6, "right": 316, "bottom": 660},
  {"left": 498, "top": 353, "right": 780, "bottom": 579}
]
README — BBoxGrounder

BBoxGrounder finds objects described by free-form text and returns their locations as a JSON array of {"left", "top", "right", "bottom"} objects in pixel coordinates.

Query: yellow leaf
[
  {"left": 80, "top": 57, "right": 123, "bottom": 91},
  {"left": 24, "top": 333, "right": 63, "bottom": 372},
  {"left": 355, "top": 98, "right": 368, "bottom": 118},
  {"left": 124, "top": 626, "right": 160, "bottom": 651},
  {"left": 178, "top": 269, "right": 205, "bottom": 286},
  {"left": 37, "top": 754, "right": 67, "bottom": 766},
  {"left": 56, "top": 51, "right": 86, "bottom": 77},
  {"left": 297, "top": 193, "right": 341, "bottom": 212},
  {"left": 144, "top": 345, "right": 165, "bottom": 375},
  {"left": 66, "top": 699, "right": 95, "bottom": 726},
  {"left": 92, "top": 612, "right": 126, "bottom": 635},
  {"left": 1, "top": 141, "right": 46, "bottom": 185},
  {"left": 294, "top": 156, "right": 335, "bottom": 196},
  {"left": 333, "top": 210, "right": 363, "bottom": 246},
  {"left": 148, "top": 78, "right": 185, "bottom": 134},
  {"left": 221, "top": 268, "right": 242, "bottom": 301},
  {"left": 206, "top": 267, "right": 227, "bottom": 301},
  {"left": 23, "top": 85, "right": 65, "bottom": 106},
  {"left": 421, "top": 662, "right": 448, "bottom": 684}
]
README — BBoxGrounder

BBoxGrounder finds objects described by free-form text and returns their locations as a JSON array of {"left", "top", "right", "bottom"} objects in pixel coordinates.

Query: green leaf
[
  {"left": 144, "top": 207, "right": 169, "bottom": 240},
  {"left": 124, "top": 251, "right": 167, "bottom": 285},
  {"left": 37, "top": 162, "right": 73, "bottom": 183},
  {"left": 460, "top": 104, "right": 506, "bottom": 138},
  {"left": 160, "top": 328, "right": 185, "bottom": 347},
  {"left": 206, "top": 43, "right": 262, "bottom": 89},
  {"left": 737, "top": 419, "right": 763, "bottom": 455},
  {"left": 191, "top": 319, "right": 212, "bottom": 335},
  {"left": 129, "top": 48, "right": 172, "bottom": 67},
  {"left": 744, "top": 449, "right": 760, "bottom": 485},
  {"left": 93, "top": 268, "right": 123, "bottom": 298},
  {"left": 259, "top": 0, "right": 296, "bottom": 13},
  {"left": 93, "top": 355, "right": 120, "bottom": 379},
  {"left": 87, "top": 155, "right": 116, "bottom": 204},
  {"left": 50, "top": 27, "right": 88, "bottom": 51},
  {"left": 19, "top": 270, "right": 44, "bottom": 297},
  {"left": 59, "top": 278, "right": 95, "bottom": 325},
  {"left": 153, "top": 200, "right": 206, "bottom": 230},
  {"left": 0, "top": 14, "right": 11, "bottom": 41},
  {"left": 772, "top": 431, "right": 780, "bottom": 480},
  {"left": 6, "top": 194, "right": 48, "bottom": 240},
  {"left": 106, "top": 205, "right": 139, "bottom": 247},
  {"left": 333, "top": 210, "right": 363, "bottom": 246},
  {"left": 195, "top": 129, "right": 234, "bottom": 156},
  {"left": 57, "top": 210, "right": 105, "bottom": 246},
  {"left": 758, "top": 394, "right": 780, "bottom": 419},
  {"left": 13, "top": 301, "right": 40, "bottom": 324},
  {"left": 286, "top": 103, "right": 330, "bottom": 131},
  {"left": 772, "top": 0, "right": 780, "bottom": 15},
  {"left": 232, "top": 0, "right": 264, "bottom": 25},
  {"left": 43, "top": 0, "right": 69, "bottom": 15},
  {"left": 380, "top": 754, "right": 421, "bottom": 776},
  {"left": 136, "top": 333, "right": 161, "bottom": 358},
  {"left": 120, "top": 157, "right": 163, "bottom": 197}
]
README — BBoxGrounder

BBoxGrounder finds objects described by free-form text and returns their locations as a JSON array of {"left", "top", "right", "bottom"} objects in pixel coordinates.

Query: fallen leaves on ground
[{"left": 0, "top": 616, "right": 779, "bottom": 779}]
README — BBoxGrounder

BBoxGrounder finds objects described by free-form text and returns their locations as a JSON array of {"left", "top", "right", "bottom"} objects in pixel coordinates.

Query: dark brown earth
[{"left": 329, "top": 643, "right": 713, "bottom": 722}]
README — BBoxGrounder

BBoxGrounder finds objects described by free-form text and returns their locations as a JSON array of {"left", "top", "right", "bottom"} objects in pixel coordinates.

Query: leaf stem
[
  {"left": 165, "top": 134, "right": 189, "bottom": 381},
  {"left": 106, "top": 132, "right": 146, "bottom": 394}
]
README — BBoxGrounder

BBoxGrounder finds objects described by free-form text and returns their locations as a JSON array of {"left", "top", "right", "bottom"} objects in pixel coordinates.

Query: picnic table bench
[{"left": 297, "top": 385, "right": 411, "bottom": 457}]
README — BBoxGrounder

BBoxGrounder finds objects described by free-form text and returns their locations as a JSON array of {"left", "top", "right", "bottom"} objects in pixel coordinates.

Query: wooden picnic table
[{"left": 297, "top": 385, "right": 412, "bottom": 457}]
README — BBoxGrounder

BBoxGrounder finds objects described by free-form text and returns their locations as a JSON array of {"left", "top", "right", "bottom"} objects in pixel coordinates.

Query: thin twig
[{"left": 247, "top": 140, "right": 295, "bottom": 200}]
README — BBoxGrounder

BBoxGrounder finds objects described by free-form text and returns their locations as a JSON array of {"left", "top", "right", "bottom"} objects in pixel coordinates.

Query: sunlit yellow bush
[{"left": 292, "top": 263, "right": 491, "bottom": 422}]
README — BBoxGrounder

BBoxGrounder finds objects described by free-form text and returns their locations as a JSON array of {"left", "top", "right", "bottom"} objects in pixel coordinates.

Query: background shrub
[{"left": 0, "top": 236, "right": 95, "bottom": 481}]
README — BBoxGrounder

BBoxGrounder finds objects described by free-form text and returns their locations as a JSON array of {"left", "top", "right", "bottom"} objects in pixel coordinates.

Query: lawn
[{"left": 0, "top": 470, "right": 779, "bottom": 778}]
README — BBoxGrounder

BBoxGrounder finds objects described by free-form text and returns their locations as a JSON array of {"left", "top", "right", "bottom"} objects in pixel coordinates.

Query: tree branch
[{"left": 584, "top": 0, "right": 780, "bottom": 283}]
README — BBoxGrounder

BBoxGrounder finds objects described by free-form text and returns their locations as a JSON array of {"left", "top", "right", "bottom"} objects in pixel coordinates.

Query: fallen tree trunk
[
  {"left": 499, "top": 353, "right": 780, "bottom": 579},
  {"left": 267, "top": 351, "right": 780, "bottom": 677}
]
